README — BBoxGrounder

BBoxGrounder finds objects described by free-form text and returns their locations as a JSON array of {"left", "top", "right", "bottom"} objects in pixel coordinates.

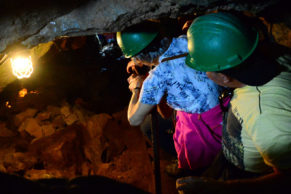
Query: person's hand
[
  {"left": 127, "top": 59, "right": 143, "bottom": 74},
  {"left": 127, "top": 74, "right": 146, "bottom": 92},
  {"left": 176, "top": 176, "right": 228, "bottom": 194}
]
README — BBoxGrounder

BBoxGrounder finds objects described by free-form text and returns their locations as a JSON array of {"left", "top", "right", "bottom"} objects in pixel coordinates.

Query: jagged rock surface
[{"left": 0, "top": 0, "right": 288, "bottom": 53}]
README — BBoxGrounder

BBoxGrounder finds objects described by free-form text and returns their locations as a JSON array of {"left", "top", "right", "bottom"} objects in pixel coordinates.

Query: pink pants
[{"left": 173, "top": 103, "right": 226, "bottom": 170}]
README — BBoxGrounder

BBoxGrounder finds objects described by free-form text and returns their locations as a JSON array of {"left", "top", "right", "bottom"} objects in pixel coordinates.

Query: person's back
[
  {"left": 141, "top": 36, "right": 221, "bottom": 114},
  {"left": 223, "top": 71, "right": 291, "bottom": 173}
]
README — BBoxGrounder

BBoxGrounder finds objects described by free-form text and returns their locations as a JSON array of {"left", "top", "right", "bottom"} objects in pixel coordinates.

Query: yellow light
[
  {"left": 10, "top": 56, "right": 33, "bottom": 79},
  {"left": 19, "top": 88, "right": 28, "bottom": 98},
  {"left": 5, "top": 101, "right": 12, "bottom": 109}
]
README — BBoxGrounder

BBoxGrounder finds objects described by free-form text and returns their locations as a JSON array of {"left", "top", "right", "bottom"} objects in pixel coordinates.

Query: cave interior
[{"left": 0, "top": 0, "right": 290, "bottom": 194}]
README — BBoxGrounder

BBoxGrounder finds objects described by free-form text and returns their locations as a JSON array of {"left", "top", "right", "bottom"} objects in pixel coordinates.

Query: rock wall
[{"left": 0, "top": 0, "right": 288, "bottom": 53}]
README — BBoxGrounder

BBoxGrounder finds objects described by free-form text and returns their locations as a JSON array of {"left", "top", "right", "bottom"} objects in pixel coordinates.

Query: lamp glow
[{"left": 11, "top": 56, "right": 33, "bottom": 79}]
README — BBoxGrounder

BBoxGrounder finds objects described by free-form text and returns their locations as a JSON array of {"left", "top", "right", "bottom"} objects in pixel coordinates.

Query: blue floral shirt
[{"left": 139, "top": 36, "right": 222, "bottom": 114}]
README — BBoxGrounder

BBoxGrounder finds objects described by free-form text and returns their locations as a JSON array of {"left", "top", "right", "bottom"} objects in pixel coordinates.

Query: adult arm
[
  {"left": 127, "top": 74, "right": 154, "bottom": 126},
  {"left": 127, "top": 60, "right": 171, "bottom": 125},
  {"left": 176, "top": 168, "right": 291, "bottom": 194},
  {"left": 127, "top": 88, "right": 154, "bottom": 126}
]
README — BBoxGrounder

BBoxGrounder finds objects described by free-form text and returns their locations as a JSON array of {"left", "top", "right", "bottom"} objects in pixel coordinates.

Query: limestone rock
[
  {"left": 18, "top": 118, "right": 42, "bottom": 138},
  {"left": 35, "top": 111, "right": 51, "bottom": 122},
  {"left": 60, "top": 104, "right": 71, "bottom": 118},
  {"left": 63, "top": 113, "right": 79, "bottom": 126},
  {"left": 83, "top": 135, "right": 107, "bottom": 168},
  {"left": 29, "top": 124, "right": 87, "bottom": 171},
  {"left": 52, "top": 115, "right": 66, "bottom": 130},
  {"left": 87, "top": 113, "right": 112, "bottom": 139},
  {"left": 46, "top": 105, "right": 61, "bottom": 118},
  {"left": 0, "top": 0, "right": 286, "bottom": 53},
  {"left": 14, "top": 108, "right": 38, "bottom": 127},
  {"left": 4, "top": 152, "right": 37, "bottom": 173},
  {"left": 60, "top": 104, "right": 78, "bottom": 125},
  {"left": 41, "top": 124, "right": 55, "bottom": 137},
  {"left": 101, "top": 118, "right": 127, "bottom": 163}
]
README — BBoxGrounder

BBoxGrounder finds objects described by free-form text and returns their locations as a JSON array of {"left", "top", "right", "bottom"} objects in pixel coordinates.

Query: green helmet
[
  {"left": 116, "top": 22, "right": 159, "bottom": 58},
  {"left": 186, "top": 12, "right": 259, "bottom": 72}
]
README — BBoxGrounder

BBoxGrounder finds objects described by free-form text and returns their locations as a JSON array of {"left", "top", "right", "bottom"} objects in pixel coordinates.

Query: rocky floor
[{"left": 0, "top": 38, "right": 177, "bottom": 194}]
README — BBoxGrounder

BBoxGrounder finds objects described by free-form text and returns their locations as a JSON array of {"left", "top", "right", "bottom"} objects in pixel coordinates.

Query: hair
[{"left": 133, "top": 34, "right": 172, "bottom": 64}]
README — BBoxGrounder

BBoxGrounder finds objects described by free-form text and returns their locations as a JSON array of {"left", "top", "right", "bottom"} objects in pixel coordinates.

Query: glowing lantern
[{"left": 10, "top": 56, "right": 33, "bottom": 79}]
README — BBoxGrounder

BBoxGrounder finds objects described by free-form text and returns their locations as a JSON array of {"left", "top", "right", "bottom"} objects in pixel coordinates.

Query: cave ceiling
[{"left": 0, "top": 0, "right": 290, "bottom": 54}]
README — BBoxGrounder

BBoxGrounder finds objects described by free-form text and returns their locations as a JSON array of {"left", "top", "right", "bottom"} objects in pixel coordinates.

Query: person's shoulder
[
  {"left": 174, "top": 35, "right": 187, "bottom": 44},
  {"left": 259, "top": 71, "right": 291, "bottom": 107},
  {"left": 275, "top": 71, "right": 291, "bottom": 83},
  {"left": 149, "top": 62, "right": 171, "bottom": 76},
  {"left": 261, "top": 71, "right": 291, "bottom": 87}
]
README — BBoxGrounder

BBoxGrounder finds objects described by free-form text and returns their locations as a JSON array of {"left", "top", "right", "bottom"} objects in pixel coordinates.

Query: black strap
[
  {"left": 219, "top": 88, "right": 234, "bottom": 112},
  {"left": 161, "top": 53, "right": 188, "bottom": 62},
  {"left": 151, "top": 107, "right": 162, "bottom": 194}
]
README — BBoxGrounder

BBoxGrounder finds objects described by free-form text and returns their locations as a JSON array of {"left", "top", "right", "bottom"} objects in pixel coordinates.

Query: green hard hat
[
  {"left": 186, "top": 12, "right": 259, "bottom": 72},
  {"left": 116, "top": 22, "right": 159, "bottom": 58}
]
